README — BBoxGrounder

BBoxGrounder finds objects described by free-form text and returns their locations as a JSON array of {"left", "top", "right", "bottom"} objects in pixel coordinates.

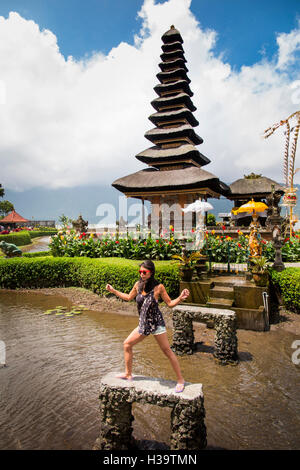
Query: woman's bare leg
[
  {"left": 154, "top": 332, "right": 184, "bottom": 385},
  {"left": 117, "top": 327, "right": 146, "bottom": 379}
]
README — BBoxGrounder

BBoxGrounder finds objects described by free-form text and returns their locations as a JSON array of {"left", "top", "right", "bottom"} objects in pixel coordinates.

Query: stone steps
[
  {"left": 210, "top": 285, "right": 234, "bottom": 299},
  {"left": 206, "top": 297, "right": 234, "bottom": 308}
]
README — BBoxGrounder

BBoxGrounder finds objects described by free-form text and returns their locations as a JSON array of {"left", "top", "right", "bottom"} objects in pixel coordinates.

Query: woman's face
[{"left": 139, "top": 266, "right": 152, "bottom": 281}]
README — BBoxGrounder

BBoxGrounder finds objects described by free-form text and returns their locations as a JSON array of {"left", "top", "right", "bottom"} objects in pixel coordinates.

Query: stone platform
[
  {"left": 95, "top": 372, "right": 207, "bottom": 450},
  {"left": 172, "top": 305, "right": 238, "bottom": 364},
  {"left": 180, "top": 274, "right": 270, "bottom": 331}
]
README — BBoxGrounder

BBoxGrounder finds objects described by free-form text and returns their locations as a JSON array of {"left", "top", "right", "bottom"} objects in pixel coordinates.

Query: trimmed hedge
[
  {"left": 29, "top": 230, "right": 57, "bottom": 239},
  {"left": 0, "top": 229, "right": 57, "bottom": 247},
  {"left": 0, "top": 230, "right": 31, "bottom": 246},
  {"left": 0, "top": 257, "right": 180, "bottom": 298},
  {"left": 23, "top": 251, "right": 52, "bottom": 258},
  {"left": 270, "top": 268, "right": 300, "bottom": 313}
]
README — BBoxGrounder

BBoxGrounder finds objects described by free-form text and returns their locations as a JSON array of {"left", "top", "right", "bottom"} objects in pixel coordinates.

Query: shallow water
[{"left": 0, "top": 290, "right": 299, "bottom": 450}]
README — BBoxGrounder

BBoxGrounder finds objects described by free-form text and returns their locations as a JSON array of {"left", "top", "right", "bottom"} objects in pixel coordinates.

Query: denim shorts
[{"left": 152, "top": 325, "right": 167, "bottom": 335}]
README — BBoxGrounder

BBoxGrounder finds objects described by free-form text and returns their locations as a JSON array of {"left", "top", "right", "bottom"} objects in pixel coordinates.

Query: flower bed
[
  {"left": 49, "top": 231, "right": 182, "bottom": 260},
  {"left": 201, "top": 230, "right": 300, "bottom": 263}
]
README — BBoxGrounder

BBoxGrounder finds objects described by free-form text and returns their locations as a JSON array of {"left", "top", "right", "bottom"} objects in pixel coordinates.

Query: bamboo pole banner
[{"left": 263, "top": 111, "right": 300, "bottom": 237}]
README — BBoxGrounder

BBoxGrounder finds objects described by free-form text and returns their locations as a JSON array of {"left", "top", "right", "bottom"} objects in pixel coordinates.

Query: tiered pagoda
[{"left": 112, "top": 26, "right": 229, "bottom": 232}]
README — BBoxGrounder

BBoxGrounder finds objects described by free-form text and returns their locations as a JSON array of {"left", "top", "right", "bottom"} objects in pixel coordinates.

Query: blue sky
[
  {"left": 0, "top": 0, "right": 300, "bottom": 199},
  {"left": 0, "top": 0, "right": 299, "bottom": 68}
]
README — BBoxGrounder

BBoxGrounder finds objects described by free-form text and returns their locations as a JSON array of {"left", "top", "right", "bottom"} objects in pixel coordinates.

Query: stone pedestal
[
  {"left": 97, "top": 373, "right": 207, "bottom": 450},
  {"left": 172, "top": 306, "right": 239, "bottom": 365}
]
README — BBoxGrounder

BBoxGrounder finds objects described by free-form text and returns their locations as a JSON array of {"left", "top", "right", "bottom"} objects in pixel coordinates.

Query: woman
[{"left": 106, "top": 260, "right": 190, "bottom": 393}]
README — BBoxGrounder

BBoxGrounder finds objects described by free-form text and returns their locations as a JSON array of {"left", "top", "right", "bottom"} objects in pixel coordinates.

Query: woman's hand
[
  {"left": 106, "top": 284, "right": 114, "bottom": 293},
  {"left": 180, "top": 288, "right": 190, "bottom": 301}
]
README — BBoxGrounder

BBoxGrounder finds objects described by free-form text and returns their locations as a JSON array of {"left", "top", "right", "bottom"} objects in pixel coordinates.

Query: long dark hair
[{"left": 138, "top": 260, "right": 159, "bottom": 293}]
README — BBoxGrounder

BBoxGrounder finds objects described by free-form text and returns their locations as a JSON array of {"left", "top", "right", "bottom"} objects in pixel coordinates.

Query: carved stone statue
[
  {"left": 266, "top": 184, "right": 283, "bottom": 228},
  {"left": 272, "top": 225, "right": 285, "bottom": 271},
  {"left": 0, "top": 241, "right": 22, "bottom": 257},
  {"left": 249, "top": 227, "right": 262, "bottom": 258},
  {"left": 72, "top": 214, "right": 88, "bottom": 233}
]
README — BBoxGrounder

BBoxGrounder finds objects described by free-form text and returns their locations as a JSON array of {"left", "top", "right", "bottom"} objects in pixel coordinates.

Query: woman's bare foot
[
  {"left": 115, "top": 373, "right": 133, "bottom": 380},
  {"left": 175, "top": 382, "right": 185, "bottom": 393}
]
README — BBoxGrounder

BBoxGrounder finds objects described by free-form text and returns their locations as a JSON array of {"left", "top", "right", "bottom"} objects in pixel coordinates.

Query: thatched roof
[
  {"left": 154, "top": 80, "right": 193, "bottom": 97},
  {"left": 135, "top": 144, "right": 210, "bottom": 167},
  {"left": 149, "top": 108, "right": 198, "bottom": 127},
  {"left": 151, "top": 92, "right": 196, "bottom": 112},
  {"left": 161, "top": 41, "right": 184, "bottom": 53},
  {"left": 112, "top": 165, "right": 229, "bottom": 196},
  {"left": 161, "top": 26, "right": 183, "bottom": 44},
  {"left": 229, "top": 176, "right": 285, "bottom": 199},
  {"left": 156, "top": 68, "right": 189, "bottom": 83},
  {"left": 145, "top": 124, "right": 203, "bottom": 145}
]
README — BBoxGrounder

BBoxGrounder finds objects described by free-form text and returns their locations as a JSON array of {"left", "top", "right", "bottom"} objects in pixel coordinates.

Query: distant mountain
[{"left": 3, "top": 183, "right": 299, "bottom": 225}]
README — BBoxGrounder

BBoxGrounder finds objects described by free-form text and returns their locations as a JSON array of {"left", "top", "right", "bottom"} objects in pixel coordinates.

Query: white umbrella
[
  {"left": 182, "top": 200, "right": 213, "bottom": 213},
  {"left": 182, "top": 200, "right": 214, "bottom": 250}
]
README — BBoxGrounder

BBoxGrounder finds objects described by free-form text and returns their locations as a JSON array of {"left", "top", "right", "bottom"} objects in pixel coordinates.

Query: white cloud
[{"left": 0, "top": 0, "right": 299, "bottom": 192}]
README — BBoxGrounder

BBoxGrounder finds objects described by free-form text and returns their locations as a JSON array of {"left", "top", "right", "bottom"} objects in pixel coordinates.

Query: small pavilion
[
  {"left": 0, "top": 210, "right": 29, "bottom": 228},
  {"left": 112, "top": 26, "right": 229, "bottom": 233},
  {"left": 228, "top": 174, "right": 285, "bottom": 226}
]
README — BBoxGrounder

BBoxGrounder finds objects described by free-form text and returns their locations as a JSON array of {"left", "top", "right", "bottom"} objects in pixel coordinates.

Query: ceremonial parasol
[
  {"left": 232, "top": 199, "right": 268, "bottom": 216},
  {"left": 232, "top": 199, "right": 268, "bottom": 224},
  {"left": 182, "top": 200, "right": 213, "bottom": 213},
  {"left": 182, "top": 200, "right": 214, "bottom": 249}
]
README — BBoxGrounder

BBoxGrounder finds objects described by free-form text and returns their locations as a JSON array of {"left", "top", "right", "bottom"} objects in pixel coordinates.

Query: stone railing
[
  {"left": 95, "top": 372, "right": 207, "bottom": 450},
  {"left": 172, "top": 306, "right": 239, "bottom": 365}
]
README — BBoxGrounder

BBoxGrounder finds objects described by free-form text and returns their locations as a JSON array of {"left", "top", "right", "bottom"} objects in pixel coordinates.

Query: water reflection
[{"left": 0, "top": 290, "right": 299, "bottom": 450}]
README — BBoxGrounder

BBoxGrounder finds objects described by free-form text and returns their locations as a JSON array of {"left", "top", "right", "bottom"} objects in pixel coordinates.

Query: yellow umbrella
[{"left": 232, "top": 199, "right": 268, "bottom": 216}]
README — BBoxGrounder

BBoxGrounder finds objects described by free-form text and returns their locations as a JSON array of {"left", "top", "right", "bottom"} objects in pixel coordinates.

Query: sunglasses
[{"left": 139, "top": 269, "right": 151, "bottom": 275}]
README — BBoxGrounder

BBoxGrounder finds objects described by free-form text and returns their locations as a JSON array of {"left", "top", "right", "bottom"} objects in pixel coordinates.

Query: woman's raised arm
[
  {"left": 106, "top": 282, "right": 139, "bottom": 302},
  {"left": 159, "top": 285, "right": 190, "bottom": 308}
]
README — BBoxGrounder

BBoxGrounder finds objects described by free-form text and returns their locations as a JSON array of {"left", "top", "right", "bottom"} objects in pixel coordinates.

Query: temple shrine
[{"left": 112, "top": 26, "right": 229, "bottom": 233}]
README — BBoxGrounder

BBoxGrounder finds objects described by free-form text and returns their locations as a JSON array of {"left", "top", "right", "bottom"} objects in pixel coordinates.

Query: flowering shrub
[
  {"left": 202, "top": 230, "right": 300, "bottom": 263},
  {"left": 49, "top": 231, "right": 182, "bottom": 260},
  {"left": 49, "top": 229, "right": 300, "bottom": 262},
  {"left": 202, "top": 231, "right": 250, "bottom": 263},
  {"left": 281, "top": 235, "right": 300, "bottom": 262}
]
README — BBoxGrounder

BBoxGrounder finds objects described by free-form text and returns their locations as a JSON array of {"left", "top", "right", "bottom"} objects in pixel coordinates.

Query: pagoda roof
[
  {"left": 156, "top": 68, "right": 189, "bottom": 83},
  {"left": 160, "top": 49, "right": 185, "bottom": 62},
  {"left": 112, "top": 166, "right": 229, "bottom": 196},
  {"left": 154, "top": 80, "right": 193, "bottom": 97},
  {"left": 161, "top": 41, "right": 184, "bottom": 53},
  {"left": 1, "top": 210, "right": 29, "bottom": 223},
  {"left": 149, "top": 108, "right": 199, "bottom": 127},
  {"left": 151, "top": 92, "right": 196, "bottom": 111},
  {"left": 229, "top": 176, "right": 285, "bottom": 199},
  {"left": 145, "top": 124, "right": 203, "bottom": 145},
  {"left": 135, "top": 144, "right": 210, "bottom": 167},
  {"left": 161, "top": 26, "right": 183, "bottom": 44},
  {"left": 159, "top": 58, "right": 188, "bottom": 72}
]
